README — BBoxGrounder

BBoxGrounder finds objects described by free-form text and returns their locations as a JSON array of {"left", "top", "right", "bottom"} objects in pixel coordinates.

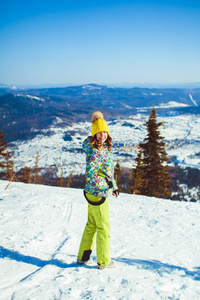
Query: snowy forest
[{"left": 1, "top": 107, "right": 199, "bottom": 202}]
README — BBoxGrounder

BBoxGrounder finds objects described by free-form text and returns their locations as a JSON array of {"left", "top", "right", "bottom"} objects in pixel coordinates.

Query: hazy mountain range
[{"left": 1, "top": 83, "right": 200, "bottom": 142}]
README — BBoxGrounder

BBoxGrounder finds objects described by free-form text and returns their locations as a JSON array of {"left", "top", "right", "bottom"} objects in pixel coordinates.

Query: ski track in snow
[{"left": 1, "top": 181, "right": 200, "bottom": 299}]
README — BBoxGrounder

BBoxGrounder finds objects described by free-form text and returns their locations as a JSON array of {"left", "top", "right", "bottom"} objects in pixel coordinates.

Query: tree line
[
  {"left": 0, "top": 135, "right": 73, "bottom": 189},
  {"left": 114, "top": 108, "right": 199, "bottom": 201},
  {"left": 0, "top": 130, "right": 15, "bottom": 187}
]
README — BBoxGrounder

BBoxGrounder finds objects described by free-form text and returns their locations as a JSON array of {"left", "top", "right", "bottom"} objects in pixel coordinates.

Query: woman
[{"left": 77, "top": 111, "right": 119, "bottom": 270}]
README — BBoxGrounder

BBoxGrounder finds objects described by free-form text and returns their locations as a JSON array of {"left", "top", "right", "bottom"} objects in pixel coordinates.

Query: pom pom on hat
[
  {"left": 91, "top": 111, "right": 109, "bottom": 136},
  {"left": 91, "top": 111, "right": 104, "bottom": 123}
]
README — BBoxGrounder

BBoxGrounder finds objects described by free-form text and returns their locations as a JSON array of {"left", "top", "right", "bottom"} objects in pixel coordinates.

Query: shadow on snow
[
  {"left": 117, "top": 257, "right": 200, "bottom": 281},
  {"left": 1, "top": 246, "right": 200, "bottom": 281},
  {"left": 0, "top": 245, "right": 77, "bottom": 269}
]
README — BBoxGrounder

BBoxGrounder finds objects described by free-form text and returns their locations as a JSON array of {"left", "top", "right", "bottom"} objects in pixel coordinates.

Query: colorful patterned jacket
[{"left": 83, "top": 137, "right": 118, "bottom": 197}]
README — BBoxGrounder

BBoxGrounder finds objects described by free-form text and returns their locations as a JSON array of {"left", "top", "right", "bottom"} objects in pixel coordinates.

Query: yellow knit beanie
[{"left": 91, "top": 111, "right": 109, "bottom": 137}]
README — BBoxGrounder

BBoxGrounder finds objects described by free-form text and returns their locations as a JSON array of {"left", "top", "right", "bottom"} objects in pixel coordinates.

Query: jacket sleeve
[
  {"left": 101, "top": 155, "right": 118, "bottom": 191},
  {"left": 113, "top": 178, "right": 118, "bottom": 191},
  {"left": 82, "top": 136, "right": 91, "bottom": 152},
  {"left": 111, "top": 157, "right": 118, "bottom": 191}
]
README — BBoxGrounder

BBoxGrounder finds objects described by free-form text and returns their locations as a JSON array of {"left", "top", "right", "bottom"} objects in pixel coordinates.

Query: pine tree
[
  {"left": 140, "top": 107, "right": 171, "bottom": 198},
  {"left": 21, "top": 166, "right": 33, "bottom": 184},
  {"left": 67, "top": 171, "right": 73, "bottom": 188},
  {"left": 33, "top": 152, "right": 41, "bottom": 184},
  {"left": 57, "top": 165, "right": 64, "bottom": 187},
  {"left": 197, "top": 187, "right": 200, "bottom": 201},
  {"left": 114, "top": 160, "right": 122, "bottom": 191},
  {"left": 0, "top": 130, "right": 7, "bottom": 171},
  {"left": 129, "top": 148, "right": 144, "bottom": 194},
  {"left": 5, "top": 150, "right": 15, "bottom": 181}
]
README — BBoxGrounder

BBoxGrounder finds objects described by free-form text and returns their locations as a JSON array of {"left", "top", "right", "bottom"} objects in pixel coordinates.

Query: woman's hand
[{"left": 112, "top": 190, "right": 119, "bottom": 198}]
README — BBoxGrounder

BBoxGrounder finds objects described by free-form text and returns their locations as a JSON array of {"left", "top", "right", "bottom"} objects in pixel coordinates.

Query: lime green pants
[{"left": 78, "top": 193, "right": 111, "bottom": 266}]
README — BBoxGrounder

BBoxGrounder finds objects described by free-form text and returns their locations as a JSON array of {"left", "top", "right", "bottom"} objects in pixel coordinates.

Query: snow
[
  {"left": 0, "top": 84, "right": 16, "bottom": 90},
  {"left": 189, "top": 94, "right": 198, "bottom": 107},
  {"left": 82, "top": 85, "right": 102, "bottom": 90},
  {"left": 14, "top": 94, "right": 45, "bottom": 101},
  {"left": 0, "top": 180, "right": 200, "bottom": 299},
  {"left": 156, "top": 101, "right": 189, "bottom": 109},
  {"left": 137, "top": 102, "right": 189, "bottom": 110},
  {"left": 52, "top": 117, "right": 63, "bottom": 125},
  {"left": 150, "top": 93, "right": 162, "bottom": 96}
]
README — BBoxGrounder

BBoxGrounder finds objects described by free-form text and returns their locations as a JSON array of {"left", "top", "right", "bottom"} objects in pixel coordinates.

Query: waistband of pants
[{"left": 83, "top": 190, "right": 106, "bottom": 206}]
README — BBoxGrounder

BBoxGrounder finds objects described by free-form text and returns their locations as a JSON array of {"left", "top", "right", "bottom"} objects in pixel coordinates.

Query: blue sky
[{"left": 1, "top": 0, "right": 200, "bottom": 86}]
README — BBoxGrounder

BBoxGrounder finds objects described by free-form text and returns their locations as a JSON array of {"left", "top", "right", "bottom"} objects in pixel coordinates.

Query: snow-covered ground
[
  {"left": 9, "top": 114, "right": 200, "bottom": 176},
  {"left": 0, "top": 180, "right": 200, "bottom": 299}
]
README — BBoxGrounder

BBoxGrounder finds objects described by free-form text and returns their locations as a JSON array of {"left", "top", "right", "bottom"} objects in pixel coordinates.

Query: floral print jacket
[{"left": 83, "top": 137, "right": 118, "bottom": 197}]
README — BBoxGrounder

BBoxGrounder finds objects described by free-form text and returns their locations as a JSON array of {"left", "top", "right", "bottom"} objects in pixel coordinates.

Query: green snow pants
[{"left": 77, "top": 192, "right": 111, "bottom": 267}]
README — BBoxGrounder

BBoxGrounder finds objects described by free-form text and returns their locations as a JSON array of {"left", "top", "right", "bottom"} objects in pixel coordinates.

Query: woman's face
[{"left": 96, "top": 131, "right": 108, "bottom": 144}]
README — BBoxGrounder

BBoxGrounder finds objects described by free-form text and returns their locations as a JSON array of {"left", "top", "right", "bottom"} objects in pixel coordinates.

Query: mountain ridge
[{"left": 1, "top": 84, "right": 200, "bottom": 142}]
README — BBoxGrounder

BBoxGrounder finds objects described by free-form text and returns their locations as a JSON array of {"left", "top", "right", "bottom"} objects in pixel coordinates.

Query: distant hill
[
  {"left": 23, "top": 84, "right": 200, "bottom": 108},
  {"left": 0, "top": 84, "right": 200, "bottom": 142}
]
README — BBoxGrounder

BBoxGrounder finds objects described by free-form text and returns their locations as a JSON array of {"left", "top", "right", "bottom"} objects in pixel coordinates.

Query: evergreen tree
[
  {"left": 140, "top": 107, "right": 171, "bottom": 198},
  {"left": 5, "top": 150, "right": 15, "bottom": 181},
  {"left": 21, "top": 166, "right": 33, "bottom": 184},
  {"left": 197, "top": 188, "right": 200, "bottom": 201},
  {"left": 0, "top": 130, "right": 7, "bottom": 171},
  {"left": 67, "top": 171, "right": 73, "bottom": 188},
  {"left": 114, "top": 160, "right": 122, "bottom": 191},
  {"left": 57, "top": 165, "right": 64, "bottom": 187},
  {"left": 129, "top": 148, "right": 144, "bottom": 194},
  {"left": 33, "top": 152, "right": 41, "bottom": 184}
]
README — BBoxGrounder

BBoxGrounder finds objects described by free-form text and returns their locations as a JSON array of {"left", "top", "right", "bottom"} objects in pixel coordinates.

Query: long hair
[{"left": 89, "top": 134, "right": 113, "bottom": 152}]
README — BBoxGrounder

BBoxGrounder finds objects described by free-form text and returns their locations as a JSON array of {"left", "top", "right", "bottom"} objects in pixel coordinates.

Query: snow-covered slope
[{"left": 0, "top": 181, "right": 200, "bottom": 299}]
